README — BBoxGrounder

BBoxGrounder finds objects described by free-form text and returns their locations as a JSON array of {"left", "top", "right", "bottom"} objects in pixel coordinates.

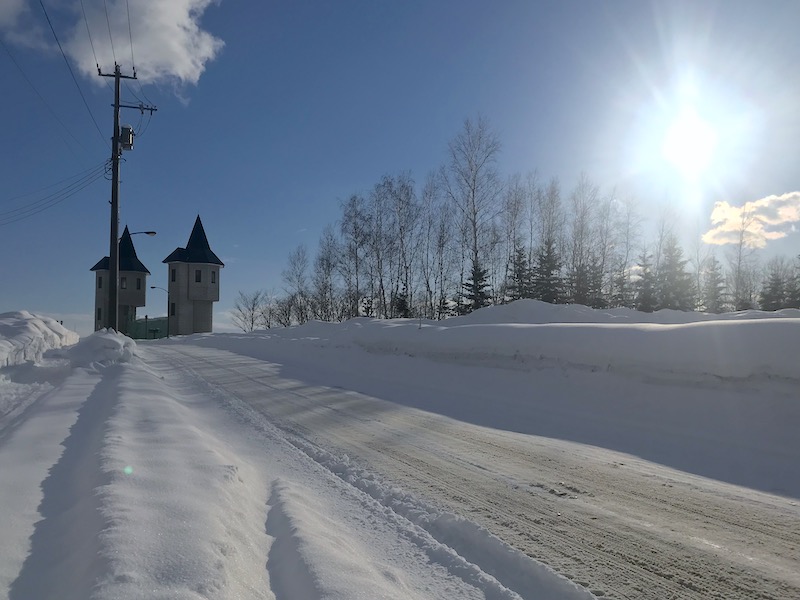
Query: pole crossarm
[{"left": 120, "top": 102, "right": 157, "bottom": 114}]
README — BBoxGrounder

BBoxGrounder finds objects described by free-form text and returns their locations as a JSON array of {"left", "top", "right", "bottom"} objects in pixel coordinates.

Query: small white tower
[
  {"left": 162, "top": 215, "right": 224, "bottom": 335},
  {"left": 90, "top": 226, "right": 150, "bottom": 333}
]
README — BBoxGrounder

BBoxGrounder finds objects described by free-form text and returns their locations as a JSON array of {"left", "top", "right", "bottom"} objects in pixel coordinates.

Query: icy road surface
[{"left": 149, "top": 341, "right": 800, "bottom": 600}]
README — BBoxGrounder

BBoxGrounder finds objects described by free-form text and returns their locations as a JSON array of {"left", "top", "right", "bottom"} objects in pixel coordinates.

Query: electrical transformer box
[{"left": 120, "top": 125, "right": 134, "bottom": 151}]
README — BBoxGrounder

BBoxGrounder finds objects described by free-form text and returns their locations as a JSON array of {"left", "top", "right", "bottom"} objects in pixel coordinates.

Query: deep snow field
[{"left": 1, "top": 302, "right": 798, "bottom": 600}]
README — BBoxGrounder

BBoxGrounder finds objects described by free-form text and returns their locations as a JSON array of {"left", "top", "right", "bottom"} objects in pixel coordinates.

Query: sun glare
[{"left": 661, "top": 108, "right": 717, "bottom": 180}]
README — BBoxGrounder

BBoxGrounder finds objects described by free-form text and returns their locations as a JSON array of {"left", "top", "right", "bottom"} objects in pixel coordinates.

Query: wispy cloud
[
  {"left": 702, "top": 192, "right": 800, "bottom": 248},
  {"left": 1, "top": 0, "right": 223, "bottom": 87},
  {"left": 0, "top": 0, "right": 27, "bottom": 29}
]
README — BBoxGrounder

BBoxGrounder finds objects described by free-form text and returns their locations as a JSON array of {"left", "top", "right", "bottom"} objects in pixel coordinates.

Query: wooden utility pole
[{"left": 99, "top": 64, "right": 156, "bottom": 331}]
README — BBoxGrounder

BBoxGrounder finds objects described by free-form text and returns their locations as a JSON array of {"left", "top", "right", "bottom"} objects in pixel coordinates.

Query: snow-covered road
[
  {"left": 149, "top": 342, "right": 800, "bottom": 600},
  {"left": 1, "top": 337, "right": 592, "bottom": 599},
  {"left": 2, "top": 307, "right": 799, "bottom": 599}
]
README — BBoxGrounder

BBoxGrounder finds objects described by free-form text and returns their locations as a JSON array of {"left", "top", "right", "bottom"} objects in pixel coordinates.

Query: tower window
[
  {"left": 171, "top": 268, "right": 176, "bottom": 282},
  {"left": 120, "top": 276, "right": 127, "bottom": 289},
  {"left": 211, "top": 270, "right": 216, "bottom": 284},
  {"left": 136, "top": 277, "right": 142, "bottom": 290},
  {"left": 195, "top": 269, "right": 202, "bottom": 283},
  {"left": 170, "top": 302, "right": 176, "bottom": 316},
  {"left": 98, "top": 276, "right": 103, "bottom": 289},
  {"left": 97, "top": 307, "right": 102, "bottom": 321}
]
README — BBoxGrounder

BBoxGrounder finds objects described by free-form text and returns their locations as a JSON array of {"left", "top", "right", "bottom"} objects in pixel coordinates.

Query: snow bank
[
  {"left": 350, "top": 318, "right": 800, "bottom": 380},
  {"left": 216, "top": 301, "right": 800, "bottom": 381},
  {"left": 64, "top": 330, "right": 137, "bottom": 369},
  {"left": 448, "top": 299, "right": 800, "bottom": 325},
  {"left": 0, "top": 311, "right": 79, "bottom": 367}
]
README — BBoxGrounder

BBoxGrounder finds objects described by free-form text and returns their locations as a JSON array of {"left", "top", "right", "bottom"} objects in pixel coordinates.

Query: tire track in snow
[
  {"left": 265, "top": 480, "right": 324, "bottom": 600},
  {"left": 8, "top": 366, "right": 120, "bottom": 600},
  {"left": 157, "top": 345, "right": 593, "bottom": 600},
  {"left": 156, "top": 344, "right": 800, "bottom": 600}
]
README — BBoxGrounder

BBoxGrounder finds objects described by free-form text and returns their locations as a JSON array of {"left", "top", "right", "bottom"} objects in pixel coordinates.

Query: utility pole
[{"left": 99, "top": 63, "right": 156, "bottom": 331}]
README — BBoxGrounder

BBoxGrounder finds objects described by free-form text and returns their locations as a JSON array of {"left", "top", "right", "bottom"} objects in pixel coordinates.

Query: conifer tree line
[{"left": 232, "top": 116, "right": 800, "bottom": 331}]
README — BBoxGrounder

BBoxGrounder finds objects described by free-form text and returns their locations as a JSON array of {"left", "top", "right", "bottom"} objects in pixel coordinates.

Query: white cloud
[
  {"left": 702, "top": 192, "right": 800, "bottom": 248},
  {"left": 2, "top": 1, "right": 223, "bottom": 87},
  {"left": 0, "top": 0, "right": 27, "bottom": 29}
]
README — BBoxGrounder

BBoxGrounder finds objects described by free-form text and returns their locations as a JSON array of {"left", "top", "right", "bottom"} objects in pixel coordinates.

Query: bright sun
[{"left": 661, "top": 107, "right": 717, "bottom": 180}]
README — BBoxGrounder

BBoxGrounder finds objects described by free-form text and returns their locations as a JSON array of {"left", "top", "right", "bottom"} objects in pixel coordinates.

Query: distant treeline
[{"left": 232, "top": 117, "right": 800, "bottom": 331}]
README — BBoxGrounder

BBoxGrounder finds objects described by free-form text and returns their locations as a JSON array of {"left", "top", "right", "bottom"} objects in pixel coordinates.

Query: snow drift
[
  {"left": 202, "top": 300, "right": 800, "bottom": 381},
  {"left": 0, "top": 311, "right": 79, "bottom": 367}
]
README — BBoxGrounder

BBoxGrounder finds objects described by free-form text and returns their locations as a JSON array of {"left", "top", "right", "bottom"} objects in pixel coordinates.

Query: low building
[
  {"left": 162, "top": 216, "right": 224, "bottom": 335},
  {"left": 90, "top": 226, "right": 150, "bottom": 334}
]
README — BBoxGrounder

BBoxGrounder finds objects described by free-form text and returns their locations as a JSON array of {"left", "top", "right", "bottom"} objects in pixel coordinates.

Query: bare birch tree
[
  {"left": 282, "top": 244, "right": 310, "bottom": 324},
  {"left": 230, "top": 290, "right": 265, "bottom": 332},
  {"left": 442, "top": 116, "right": 502, "bottom": 310}
]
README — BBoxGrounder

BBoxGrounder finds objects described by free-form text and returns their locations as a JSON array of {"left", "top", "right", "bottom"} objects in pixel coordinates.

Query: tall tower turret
[
  {"left": 90, "top": 226, "right": 150, "bottom": 333},
  {"left": 162, "top": 215, "right": 224, "bottom": 335}
]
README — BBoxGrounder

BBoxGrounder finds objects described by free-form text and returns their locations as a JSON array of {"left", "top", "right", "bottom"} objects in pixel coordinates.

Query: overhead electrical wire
[
  {"left": 102, "top": 0, "right": 117, "bottom": 65},
  {"left": 39, "top": 0, "right": 109, "bottom": 150},
  {"left": 119, "top": 2, "right": 152, "bottom": 136},
  {"left": 124, "top": 80, "right": 143, "bottom": 103},
  {"left": 122, "top": 0, "right": 156, "bottom": 107},
  {"left": 129, "top": 106, "right": 145, "bottom": 134},
  {"left": 79, "top": 0, "right": 112, "bottom": 92},
  {"left": 0, "top": 160, "right": 108, "bottom": 205},
  {"left": 79, "top": 0, "right": 100, "bottom": 72},
  {"left": 0, "top": 161, "right": 109, "bottom": 226},
  {"left": 125, "top": 0, "right": 135, "bottom": 75},
  {"left": 0, "top": 36, "right": 91, "bottom": 157},
  {"left": 136, "top": 111, "right": 153, "bottom": 139}
]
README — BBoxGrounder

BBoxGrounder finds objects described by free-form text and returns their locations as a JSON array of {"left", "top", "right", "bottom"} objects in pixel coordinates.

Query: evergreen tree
[
  {"left": 787, "top": 257, "right": 800, "bottom": 308},
  {"left": 700, "top": 255, "right": 726, "bottom": 313},
  {"left": 506, "top": 244, "right": 533, "bottom": 301},
  {"left": 656, "top": 235, "right": 695, "bottom": 311},
  {"left": 391, "top": 285, "right": 411, "bottom": 318},
  {"left": 586, "top": 254, "right": 607, "bottom": 309},
  {"left": 462, "top": 259, "right": 491, "bottom": 313},
  {"left": 634, "top": 251, "right": 657, "bottom": 313},
  {"left": 568, "top": 263, "right": 591, "bottom": 305},
  {"left": 532, "top": 238, "right": 563, "bottom": 304},
  {"left": 759, "top": 270, "right": 786, "bottom": 310},
  {"left": 610, "top": 266, "right": 633, "bottom": 308}
]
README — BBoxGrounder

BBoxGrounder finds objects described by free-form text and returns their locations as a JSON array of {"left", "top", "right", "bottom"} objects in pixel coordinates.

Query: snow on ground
[
  {"left": 0, "top": 304, "right": 798, "bottom": 599},
  {"left": 0, "top": 311, "right": 78, "bottom": 368}
]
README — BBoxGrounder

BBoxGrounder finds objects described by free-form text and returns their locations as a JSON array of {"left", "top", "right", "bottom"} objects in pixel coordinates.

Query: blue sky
[{"left": 2, "top": 0, "right": 799, "bottom": 334}]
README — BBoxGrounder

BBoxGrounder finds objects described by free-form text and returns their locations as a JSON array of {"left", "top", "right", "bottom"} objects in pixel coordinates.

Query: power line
[
  {"left": 0, "top": 162, "right": 107, "bottom": 215},
  {"left": 0, "top": 160, "right": 108, "bottom": 205},
  {"left": 129, "top": 104, "right": 145, "bottom": 133},
  {"left": 103, "top": 0, "right": 117, "bottom": 65},
  {"left": 125, "top": 0, "right": 135, "bottom": 76},
  {"left": 79, "top": 0, "right": 113, "bottom": 93},
  {"left": 124, "top": 80, "right": 143, "bottom": 103},
  {"left": 123, "top": 0, "right": 155, "bottom": 107},
  {"left": 0, "top": 36, "right": 92, "bottom": 157},
  {"left": 39, "top": 0, "right": 109, "bottom": 149},
  {"left": 136, "top": 110, "right": 153, "bottom": 138},
  {"left": 79, "top": 0, "right": 100, "bottom": 73},
  {"left": 0, "top": 162, "right": 108, "bottom": 226}
]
